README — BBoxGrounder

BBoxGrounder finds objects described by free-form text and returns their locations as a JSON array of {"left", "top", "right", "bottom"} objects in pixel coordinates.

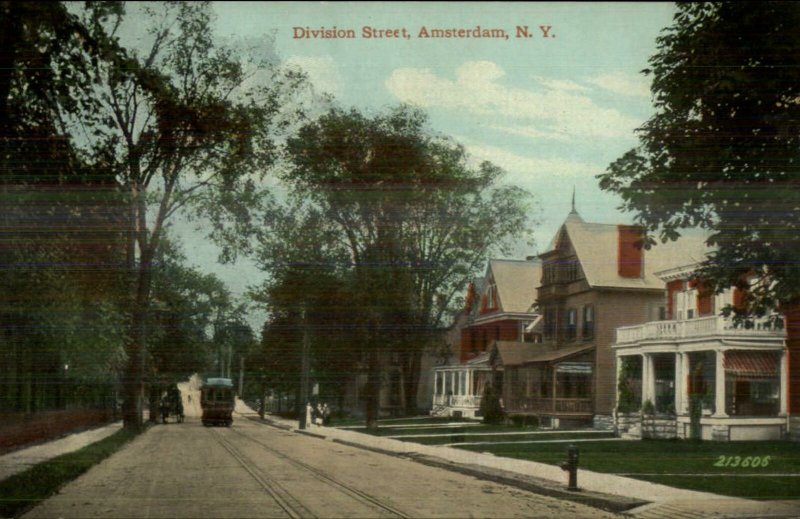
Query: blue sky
[
  {"left": 211, "top": 2, "right": 675, "bottom": 241},
  {"left": 180, "top": 2, "right": 678, "bottom": 328}
]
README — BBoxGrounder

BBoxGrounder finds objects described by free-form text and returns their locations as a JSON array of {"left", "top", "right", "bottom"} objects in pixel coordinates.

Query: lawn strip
[
  {"left": 0, "top": 427, "right": 139, "bottom": 518},
  {"left": 397, "top": 432, "right": 616, "bottom": 446},
  {"left": 456, "top": 439, "right": 800, "bottom": 500}
]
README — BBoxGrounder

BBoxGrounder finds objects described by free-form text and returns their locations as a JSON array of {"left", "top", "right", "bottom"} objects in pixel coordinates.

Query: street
[{"left": 23, "top": 384, "right": 615, "bottom": 518}]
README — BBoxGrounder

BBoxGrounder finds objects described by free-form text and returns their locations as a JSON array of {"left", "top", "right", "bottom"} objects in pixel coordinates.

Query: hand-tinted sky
[{"left": 181, "top": 2, "right": 677, "bottom": 328}]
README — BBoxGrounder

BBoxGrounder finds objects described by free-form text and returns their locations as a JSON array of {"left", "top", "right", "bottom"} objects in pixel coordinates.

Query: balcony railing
[
  {"left": 616, "top": 315, "right": 783, "bottom": 344},
  {"left": 505, "top": 397, "right": 593, "bottom": 415},
  {"left": 432, "top": 395, "right": 483, "bottom": 408}
]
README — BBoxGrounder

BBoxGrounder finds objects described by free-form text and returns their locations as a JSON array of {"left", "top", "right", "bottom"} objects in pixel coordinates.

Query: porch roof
[{"left": 490, "top": 341, "right": 594, "bottom": 367}]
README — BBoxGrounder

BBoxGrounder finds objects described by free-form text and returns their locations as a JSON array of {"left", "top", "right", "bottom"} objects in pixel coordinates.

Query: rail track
[{"left": 210, "top": 425, "right": 408, "bottom": 518}]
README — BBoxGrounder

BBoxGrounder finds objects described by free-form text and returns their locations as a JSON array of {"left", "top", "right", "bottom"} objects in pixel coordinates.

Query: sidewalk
[
  {"left": 248, "top": 409, "right": 800, "bottom": 518},
  {"left": 0, "top": 421, "right": 122, "bottom": 482}
]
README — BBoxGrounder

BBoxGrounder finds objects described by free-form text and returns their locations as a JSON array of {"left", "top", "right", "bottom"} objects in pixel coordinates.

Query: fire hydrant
[{"left": 559, "top": 444, "right": 579, "bottom": 491}]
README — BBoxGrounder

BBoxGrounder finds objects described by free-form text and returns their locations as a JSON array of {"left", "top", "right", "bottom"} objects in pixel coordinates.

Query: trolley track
[
  {"left": 211, "top": 427, "right": 313, "bottom": 519},
  {"left": 210, "top": 424, "right": 409, "bottom": 518}
]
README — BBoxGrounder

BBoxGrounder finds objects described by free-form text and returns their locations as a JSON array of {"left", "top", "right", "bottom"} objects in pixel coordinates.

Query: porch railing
[
  {"left": 432, "top": 395, "right": 483, "bottom": 408},
  {"left": 505, "top": 397, "right": 593, "bottom": 414},
  {"left": 616, "top": 315, "right": 782, "bottom": 344}
]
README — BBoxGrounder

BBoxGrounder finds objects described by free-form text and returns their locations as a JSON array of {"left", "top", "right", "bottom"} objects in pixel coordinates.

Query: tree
[
  {"left": 278, "top": 106, "right": 535, "bottom": 425},
  {"left": 599, "top": 2, "right": 800, "bottom": 315},
  {"left": 63, "top": 2, "right": 303, "bottom": 429},
  {"left": 598, "top": 2, "right": 800, "bottom": 415},
  {"left": 0, "top": 2, "right": 132, "bottom": 416},
  {"left": 250, "top": 206, "right": 361, "bottom": 418}
]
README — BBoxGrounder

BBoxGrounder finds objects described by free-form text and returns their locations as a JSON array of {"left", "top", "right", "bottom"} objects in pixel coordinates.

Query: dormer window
[{"left": 480, "top": 278, "right": 498, "bottom": 312}]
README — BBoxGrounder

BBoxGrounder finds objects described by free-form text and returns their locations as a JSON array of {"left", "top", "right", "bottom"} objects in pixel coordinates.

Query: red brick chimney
[{"left": 617, "top": 225, "right": 644, "bottom": 278}]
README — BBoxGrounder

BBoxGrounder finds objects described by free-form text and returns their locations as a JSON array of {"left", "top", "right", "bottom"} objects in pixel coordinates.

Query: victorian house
[
  {"left": 491, "top": 207, "right": 708, "bottom": 429},
  {"left": 613, "top": 264, "right": 787, "bottom": 441},
  {"left": 431, "top": 259, "right": 541, "bottom": 418}
]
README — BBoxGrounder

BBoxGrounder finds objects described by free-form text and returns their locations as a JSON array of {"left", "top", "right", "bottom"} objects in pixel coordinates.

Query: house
[
  {"left": 431, "top": 259, "right": 541, "bottom": 418},
  {"left": 492, "top": 206, "right": 708, "bottom": 429},
  {"left": 613, "top": 263, "right": 787, "bottom": 441}
]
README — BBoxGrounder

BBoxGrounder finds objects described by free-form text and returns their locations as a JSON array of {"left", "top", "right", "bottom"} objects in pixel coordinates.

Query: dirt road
[{"left": 24, "top": 384, "right": 614, "bottom": 518}]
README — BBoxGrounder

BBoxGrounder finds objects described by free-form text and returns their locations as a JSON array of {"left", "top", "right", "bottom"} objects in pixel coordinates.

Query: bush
[{"left": 479, "top": 385, "right": 505, "bottom": 425}]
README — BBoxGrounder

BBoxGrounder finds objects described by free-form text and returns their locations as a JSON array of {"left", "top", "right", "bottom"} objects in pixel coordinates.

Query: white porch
[
  {"left": 431, "top": 364, "right": 493, "bottom": 419},
  {"left": 613, "top": 315, "right": 787, "bottom": 441}
]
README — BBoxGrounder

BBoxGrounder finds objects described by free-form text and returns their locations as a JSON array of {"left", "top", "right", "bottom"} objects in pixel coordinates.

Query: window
[
  {"left": 543, "top": 263, "right": 555, "bottom": 284},
  {"left": 582, "top": 305, "right": 594, "bottom": 339},
  {"left": 544, "top": 308, "right": 557, "bottom": 339},
  {"left": 566, "top": 308, "right": 577, "bottom": 341},
  {"left": 481, "top": 280, "right": 498, "bottom": 312}
]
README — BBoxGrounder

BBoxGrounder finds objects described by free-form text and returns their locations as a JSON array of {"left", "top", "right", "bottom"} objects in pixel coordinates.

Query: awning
[
  {"left": 723, "top": 351, "right": 780, "bottom": 378},
  {"left": 556, "top": 362, "right": 593, "bottom": 374}
]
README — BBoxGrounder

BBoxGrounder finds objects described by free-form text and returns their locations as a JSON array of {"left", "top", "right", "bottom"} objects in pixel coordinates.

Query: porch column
[
  {"left": 642, "top": 353, "right": 655, "bottom": 406},
  {"left": 467, "top": 370, "right": 473, "bottom": 398},
  {"left": 449, "top": 370, "right": 455, "bottom": 396},
  {"left": 615, "top": 354, "right": 622, "bottom": 412},
  {"left": 679, "top": 353, "right": 690, "bottom": 415},
  {"left": 713, "top": 349, "right": 728, "bottom": 417},
  {"left": 780, "top": 349, "right": 788, "bottom": 416},
  {"left": 674, "top": 352, "right": 683, "bottom": 415},
  {"left": 434, "top": 372, "right": 439, "bottom": 396}
]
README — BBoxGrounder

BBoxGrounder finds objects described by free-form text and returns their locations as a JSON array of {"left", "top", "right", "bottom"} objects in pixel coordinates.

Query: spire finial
[{"left": 571, "top": 186, "right": 576, "bottom": 214}]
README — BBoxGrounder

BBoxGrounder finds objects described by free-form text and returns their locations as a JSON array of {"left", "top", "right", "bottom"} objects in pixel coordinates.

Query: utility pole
[
  {"left": 299, "top": 308, "right": 310, "bottom": 430},
  {"left": 238, "top": 356, "right": 244, "bottom": 396}
]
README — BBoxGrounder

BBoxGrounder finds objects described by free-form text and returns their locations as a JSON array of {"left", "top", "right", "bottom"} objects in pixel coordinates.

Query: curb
[{"left": 253, "top": 415, "right": 647, "bottom": 514}]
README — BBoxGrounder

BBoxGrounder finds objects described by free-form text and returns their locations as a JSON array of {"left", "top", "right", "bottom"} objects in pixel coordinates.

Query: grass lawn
[
  {"left": 393, "top": 431, "right": 617, "bottom": 446},
  {"left": 0, "top": 428, "right": 139, "bottom": 518},
  {"left": 342, "top": 423, "right": 530, "bottom": 436},
  {"left": 458, "top": 439, "right": 800, "bottom": 500},
  {"left": 331, "top": 415, "right": 473, "bottom": 427}
]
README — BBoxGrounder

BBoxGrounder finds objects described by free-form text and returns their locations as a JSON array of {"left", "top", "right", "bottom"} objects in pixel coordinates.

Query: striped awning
[{"left": 723, "top": 351, "right": 779, "bottom": 378}]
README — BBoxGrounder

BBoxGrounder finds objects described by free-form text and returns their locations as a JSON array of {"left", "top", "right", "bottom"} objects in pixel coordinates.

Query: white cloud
[
  {"left": 585, "top": 72, "right": 650, "bottom": 98},
  {"left": 489, "top": 124, "right": 570, "bottom": 141},
  {"left": 459, "top": 137, "right": 602, "bottom": 181},
  {"left": 532, "top": 76, "right": 588, "bottom": 93},
  {"left": 386, "top": 61, "right": 641, "bottom": 140},
  {"left": 284, "top": 55, "right": 343, "bottom": 97}
]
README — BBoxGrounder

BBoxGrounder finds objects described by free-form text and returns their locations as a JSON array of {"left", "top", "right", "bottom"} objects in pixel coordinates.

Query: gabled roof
[
  {"left": 487, "top": 259, "right": 541, "bottom": 313},
  {"left": 544, "top": 211, "right": 711, "bottom": 290}
]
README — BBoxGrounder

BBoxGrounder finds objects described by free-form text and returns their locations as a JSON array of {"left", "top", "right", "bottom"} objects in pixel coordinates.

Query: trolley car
[{"left": 201, "top": 377, "right": 235, "bottom": 426}]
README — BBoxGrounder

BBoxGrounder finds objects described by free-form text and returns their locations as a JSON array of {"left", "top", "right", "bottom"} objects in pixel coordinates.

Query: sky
[{"left": 175, "top": 2, "right": 678, "bottom": 330}]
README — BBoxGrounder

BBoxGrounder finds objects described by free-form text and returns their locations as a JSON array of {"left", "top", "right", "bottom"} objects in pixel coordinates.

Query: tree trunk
[
  {"left": 784, "top": 301, "right": 800, "bottom": 415},
  {"left": 402, "top": 350, "right": 422, "bottom": 416},
  {"left": 122, "top": 244, "right": 155, "bottom": 430},
  {"left": 365, "top": 349, "right": 380, "bottom": 429},
  {"left": 148, "top": 383, "right": 160, "bottom": 424}
]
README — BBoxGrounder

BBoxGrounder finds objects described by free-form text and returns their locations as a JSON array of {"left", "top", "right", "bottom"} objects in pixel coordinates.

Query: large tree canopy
[
  {"left": 598, "top": 1, "right": 800, "bottom": 316},
  {"left": 258, "top": 106, "right": 536, "bottom": 424}
]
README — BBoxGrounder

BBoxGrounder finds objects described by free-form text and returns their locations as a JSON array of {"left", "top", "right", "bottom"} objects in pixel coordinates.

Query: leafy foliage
[
  {"left": 598, "top": 2, "right": 800, "bottom": 315},
  {"left": 266, "top": 105, "right": 536, "bottom": 418},
  {"left": 479, "top": 384, "right": 505, "bottom": 425}
]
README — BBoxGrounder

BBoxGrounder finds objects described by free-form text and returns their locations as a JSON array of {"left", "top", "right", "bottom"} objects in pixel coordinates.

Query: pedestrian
[
  {"left": 315, "top": 403, "right": 324, "bottom": 426},
  {"left": 322, "top": 403, "right": 331, "bottom": 426}
]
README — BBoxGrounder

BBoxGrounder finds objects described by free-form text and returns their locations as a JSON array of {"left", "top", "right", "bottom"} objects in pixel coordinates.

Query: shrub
[{"left": 479, "top": 384, "right": 505, "bottom": 425}]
